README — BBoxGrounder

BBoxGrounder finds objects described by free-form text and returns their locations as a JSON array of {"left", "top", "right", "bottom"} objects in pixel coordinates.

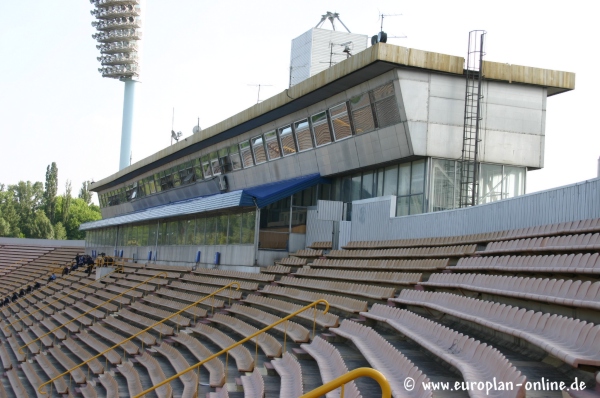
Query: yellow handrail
[
  {"left": 38, "top": 281, "right": 241, "bottom": 395},
  {"left": 133, "top": 298, "right": 330, "bottom": 398},
  {"left": 19, "top": 271, "right": 166, "bottom": 357},
  {"left": 300, "top": 367, "right": 392, "bottom": 398},
  {"left": 4, "top": 263, "right": 124, "bottom": 333}
]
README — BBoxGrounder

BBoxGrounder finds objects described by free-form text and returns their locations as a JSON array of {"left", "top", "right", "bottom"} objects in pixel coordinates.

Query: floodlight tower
[{"left": 90, "top": 0, "right": 144, "bottom": 171}]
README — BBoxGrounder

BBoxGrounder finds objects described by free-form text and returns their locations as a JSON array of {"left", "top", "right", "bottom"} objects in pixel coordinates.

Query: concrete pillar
[{"left": 119, "top": 79, "right": 137, "bottom": 170}]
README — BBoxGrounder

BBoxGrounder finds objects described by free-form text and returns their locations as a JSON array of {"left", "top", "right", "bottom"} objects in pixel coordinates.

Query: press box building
[{"left": 81, "top": 42, "right": 575, "bottom": 267}]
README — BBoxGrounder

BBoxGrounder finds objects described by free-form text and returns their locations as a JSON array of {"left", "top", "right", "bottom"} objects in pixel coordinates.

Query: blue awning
[
  {"left": 80, "top": 173, "right": 330, "bottom": 231},
  {"left": 240, "top": 173, "right": 330, "bottom": 208}
]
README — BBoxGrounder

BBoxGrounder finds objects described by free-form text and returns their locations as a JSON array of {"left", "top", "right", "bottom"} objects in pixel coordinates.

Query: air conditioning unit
[{"left": 218, "top": 175, "right": 228, "bottom": 191}]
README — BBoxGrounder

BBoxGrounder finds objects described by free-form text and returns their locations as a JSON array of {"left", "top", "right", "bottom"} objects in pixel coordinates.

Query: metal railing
[
  {"left": 19, "top": 271, "right": 167, "bottom": 358},
  {"left": 133, "top": 298, "right": 330, "bottom": 398},
  {"left": 300, "top": 367, "right": 391, "bottom": 398},
  {"left": 38, "top": 281, "right": 241, "bottom": 395},
  {"left": 3, "top": 263, "right": 124, "bottom": 333}
]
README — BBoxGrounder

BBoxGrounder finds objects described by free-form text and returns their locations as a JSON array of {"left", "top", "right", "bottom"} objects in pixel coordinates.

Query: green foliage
[
  {"left": 0, "top": 164, "right": 101, "bottom": 240},
  {"left": 44, "top": 162, "right": 58, "bottom": 223},
  {"left": 53, "top": 221, "right": 67, "bottom": 240},
  {"left": 79, "top": 181, "right": 92, "bottom": 205}
]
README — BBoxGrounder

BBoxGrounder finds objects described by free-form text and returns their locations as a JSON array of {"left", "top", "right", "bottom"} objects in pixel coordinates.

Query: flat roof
[{"left": 92, "top": 42, "right": 575, "bottom": 192}]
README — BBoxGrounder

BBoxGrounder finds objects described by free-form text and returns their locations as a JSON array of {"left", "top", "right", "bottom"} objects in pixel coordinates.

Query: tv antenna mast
[
  {"left": 316, "top": 11, "right": 351, "bottom": 32},
  {"left": 170, "top": 107, "right": 182, "bottom": 145},
  {"left": 372, "top": 13, "right": 407, "bottom": 44},
  {"left": 248, "top": 84, "right": 273, "bottom": 104}
]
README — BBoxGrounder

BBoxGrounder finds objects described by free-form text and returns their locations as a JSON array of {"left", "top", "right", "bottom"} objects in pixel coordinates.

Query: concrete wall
[
  {"left": 349, "top": 177, "right": 600, "bottom": 241},
  {"left": 89, "top": 244, "right": 256, "bottom": 267},
  {"left": 0, "top": 237, "right": 85, "bottom": 248},
  {"left": 397, "top": 69, "right": 546, "bottom": 169}
]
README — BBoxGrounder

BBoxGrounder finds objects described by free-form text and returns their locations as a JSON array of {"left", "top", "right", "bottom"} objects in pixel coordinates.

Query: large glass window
[
  {"left": 431, "top": 159, "right": 458, "bottom": 212},
  {"left": 479, "top": 164, "right": 503, "bottom": 203},
  {"left": 503, "top": 166, "right": 525, "bottom": 198},
  {"left": 194, "top": 217, "right": 206, "bottom": 245},
  {"left": 210, "top": 152, "right": 222, "bottom": 176},
  {"left": 278, "top": 125, "right": 296, "bottom": 156},
  {"left": 193, "top": 158, "right": 203, "bottom": 181},
  {"left": 218, "top": 148, "right": 232, "bottom": 173},
  {"left": 383, "top": 165, "right": 398, "bottom": 196},
  {"left": 251, "top": 136, "right": 267, "bottom": 164},
  {"left": 349, "top": 93, "right": 375, "bottom": 134},
  {"left": 148, "top": 223, "right": 157, "bottom": 246},
  {"left": 294, "top": 119, "right": 313, "bottom": 152},
  {"left": 361, "top": 171, "right": 374, "bottom": 199},
  {"left": 228, "top": 213, "right": 242, "bottom": 244},
  {"left": 228, "top": 144, "right": 243, "bottom": 171},
  {"left": 205, "top": 217, "right": 217, "bottom": 245},
  {"left": 351, "top": 174, "right": 362, "bottom": 201},
  {"left": 239, "top": 141, "right": 254, "bottom": 168},
  {"left": 216, "top": 214, "right": 228, "bottom": 245},
  {"left": 311, "top": 111, "right": 332, "bottom": 146},
  {"left": 242, "top": 211, "right": 255, "bottom": 244},
  {"left": 264, "top": 130, "right": 281, "bottom": 160},
  {"left": 330, "top": 103, "right": 352, "bottom": 141},
  {"left": 201, "top": 155, "right": 212, "bottom": 179},
  {"left": 372, "top": 82, "right": 402, "bottom": 128},
  {"left": 158, "top": 222, "right": 168, "bottom": 245}
]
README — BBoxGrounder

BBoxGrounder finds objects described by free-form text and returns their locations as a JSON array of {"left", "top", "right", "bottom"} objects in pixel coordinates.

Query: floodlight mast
[{"left": 90, "top": 0, "right": 144, "bottom": 171}]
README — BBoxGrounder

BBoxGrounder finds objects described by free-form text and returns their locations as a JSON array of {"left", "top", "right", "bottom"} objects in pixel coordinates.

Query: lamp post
[{"left": 90, "top": 0, "right": 144, "bottom": 171}]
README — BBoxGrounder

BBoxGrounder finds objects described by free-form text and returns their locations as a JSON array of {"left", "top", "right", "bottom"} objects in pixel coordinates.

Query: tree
[
  {"left": 79, "top": 181, "right": 92, "bottom": 205},
  {"left": 62, "top": 198, "right": 101, "bottom": 240},
  {"left": 8, "top": 181, "right": 44, "bottom": 237},
  {"left": 44, "top": 162, "right": 58, "bottom": 223},
  {"left": 0, "top": 187, "right": 21, "bottom": 237},
  {"left": 30, "top": 210, "right": 54, "bottom": 239},
  {"left": 53, "top": 221, "right": 67, "bottom": 240},
  {"left": 62, "top": 180, "right": 72, "bottom": 225}
]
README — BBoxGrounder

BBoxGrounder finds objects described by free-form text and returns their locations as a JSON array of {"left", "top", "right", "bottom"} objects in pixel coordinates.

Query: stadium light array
[
  {"left": 90, "top": 0, "right": 142, "bottom": 80},
  {"left": 90, "top": 0, "right": 144, "bottom": 170}
]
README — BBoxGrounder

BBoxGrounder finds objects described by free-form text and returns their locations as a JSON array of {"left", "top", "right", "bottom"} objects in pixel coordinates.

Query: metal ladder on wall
[{"left": 458, "top": 30, "right": 486, "bottom": 208}]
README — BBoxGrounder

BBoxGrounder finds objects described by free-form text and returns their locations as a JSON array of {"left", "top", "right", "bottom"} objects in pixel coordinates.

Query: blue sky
[{"left": 0, "top": 0, "right": 597, "bottom": 202}]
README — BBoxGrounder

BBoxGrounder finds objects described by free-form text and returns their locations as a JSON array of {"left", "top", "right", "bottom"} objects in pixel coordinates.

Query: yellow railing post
[
  {"left": 18, "top": 270, "right": 163, "bottom": 357},
  {"left": 299, "top": 368, "right": 391, "bottom": 398},
  {"left": 132, "top": 298, "right": 330, "bottom": 398},
  {"left": 36, "top": 282, "right": 241, "bottom": 395}
]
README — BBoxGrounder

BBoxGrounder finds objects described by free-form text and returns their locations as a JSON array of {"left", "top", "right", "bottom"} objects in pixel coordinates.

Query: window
[
  {"left": 349, "top": 93, "right": 375, "bottom": 134},
  {"left": 228, "top": 144, "right": 243, "bottom": 171},
  {"left": 372, "top": 82, "right": 401, "bottom": 128},
  {"left": 278, "top": 125, "right": 296, "bottom": 156},
  {"left": 242, "top": 211, "right": 255, "bottom": 244},
  {"left": 264, "top": 130, "right": 281, "bottom": 160},
  {"left": 218, "top": 148, "right": 232, "bottom": 173},
  {"left": 193, "top": 158, "right": 203, "bottom": 180},
  {"left": 361, "top": 172, "right": 374, "bottom": 199},
  {"left": 431, "top": 159, "right": 458, "bottom": 212},
  {"left": 201, "top": 155, "right": 212, "bottom": 179},
  {"left": 228, "top": 213, "right": 242, "bottom": 244},
  {"left": 383, "top": 165, "right": 398, "bottom": 196},
  {"left": 294, "top": 119, "right": 313, "bottom": 151},
  {"left": 194, "top": 217, "right": 206, "bottom": 245},
  {"left": 240, "top": 141, "right": 254, "bottom": 168},
  {"left": 125, "top": 183, "right": 137, "bottom": 201},
  {"left": 171, "top": 166, "right": 182, "bottom": 188},
  {"left": 210, "top": 152, "right": 222, "bottom": 176},
  {"left": 179, "top": 161, "right": 195, "bottom": 185},
  {"left": 330, "top": 103, "right": 352, "bottom": 141},
  {"left": 251, "top": 136, "right": 267, "bottom": 164},
  {"left": 205, "top": 217, "right": 217, "bottom": 245},
  {"left": 311, "top": 111, "right": 332, "bottom": 146}
]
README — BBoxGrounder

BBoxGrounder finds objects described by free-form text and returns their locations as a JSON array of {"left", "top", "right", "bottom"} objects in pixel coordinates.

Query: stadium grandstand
[{"left": 1, "top": 39, "right": 599, "bottom": 398}]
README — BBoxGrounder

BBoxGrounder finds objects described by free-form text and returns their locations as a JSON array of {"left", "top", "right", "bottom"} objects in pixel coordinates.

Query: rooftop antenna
[
  {"left": 315, "top": 11, "right": 351, "bottom": 32},
  {"left": 170, "top": 107, "right": 182, "bottom": 144},
  {"left": 248, "top": 84, "right": 273, "bottom": 104},
  {"left": 320, "top": 41, "right": 354, "bottom": 68},
  {"left": 372, "top": 13, "right": 407, "bottom": 45},
  {"left": 193, "top": 117, "right": 202, "bottom": 134}
]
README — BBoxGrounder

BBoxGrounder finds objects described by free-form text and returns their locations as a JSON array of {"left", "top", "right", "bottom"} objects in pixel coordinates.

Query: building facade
[{"left": 81, "top": 43, "right": 574, "bottom": 267}]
